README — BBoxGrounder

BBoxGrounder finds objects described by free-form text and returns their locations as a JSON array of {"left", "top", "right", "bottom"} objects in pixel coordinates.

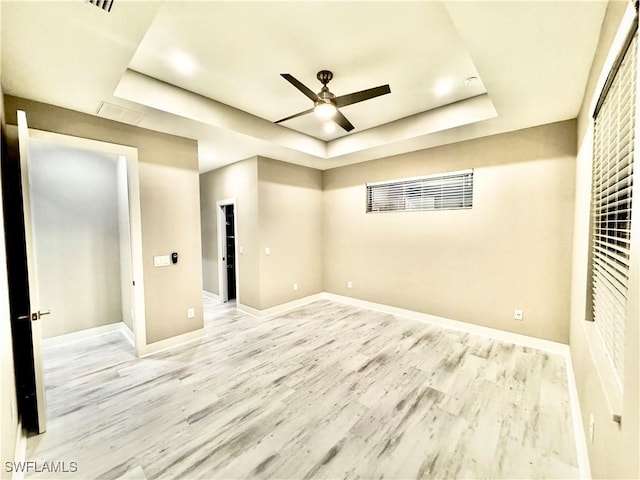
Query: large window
[
  {"left": 591, "top": 30, "right": 637, "bottom": 390},
  {"left": 366, "top": 169, "right": 473, "bottom": 213}
]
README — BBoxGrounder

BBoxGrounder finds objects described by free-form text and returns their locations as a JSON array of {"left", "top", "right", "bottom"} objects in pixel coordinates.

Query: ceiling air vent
[
  {"left": 87, "top": 0, "right": 114, "bottom": 13},
  {"left": 96, "top": 101, "right": 144, "bottom": 126}
]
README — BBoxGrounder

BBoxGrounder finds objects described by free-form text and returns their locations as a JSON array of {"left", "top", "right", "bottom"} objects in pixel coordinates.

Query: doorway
[
  {"left": 224, "top": 205, "right": 236, "bottom": 301},
  {"left": 28, "top": 142, "right": 134, "bottom": 340},
  {"left": 2, "top": 118, "right": 146, "bottom": 434},
  {"left": 26, "top": 129, "right": 146, "bottom": 353},
  {"left": 217, "top": 199, "right": 238, "bottom": 303}
]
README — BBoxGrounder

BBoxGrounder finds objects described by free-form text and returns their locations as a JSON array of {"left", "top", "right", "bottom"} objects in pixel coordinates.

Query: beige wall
[
  {"left": 570, "top": 1, "right": 640, "bottom": 478},
  {"left": 258, "top": 157, "right": 323, "bottom": 309},
  {"left": 29, "top": 142, "right": 123, "bottom": 338},
  {"left": 200, "top": 156, "right": 323, "bottom": 310},
  {"left": 200, "top": 157, "right": 260, "bottom": 307},
  {"left": 4, "top": 95, "right": 204, "bottom": 345},
  {"left": 323, "top": 120, "right": 576, "bottom": 343},
  {"left": 202, "top": 125, "right": 575, "bottom": 343}
]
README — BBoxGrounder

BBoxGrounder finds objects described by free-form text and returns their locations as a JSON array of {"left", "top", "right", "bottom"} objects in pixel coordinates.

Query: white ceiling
[{"left": 1, "top": 0, "right": 609, "bottom": 172}]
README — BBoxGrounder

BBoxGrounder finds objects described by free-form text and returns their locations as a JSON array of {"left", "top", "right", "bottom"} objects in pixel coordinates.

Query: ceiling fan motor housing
[{"left": 316, "top": 86, "right": 335, "bottom": 107}]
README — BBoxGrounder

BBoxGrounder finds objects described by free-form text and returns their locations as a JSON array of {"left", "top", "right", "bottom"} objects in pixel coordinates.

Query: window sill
[{"left": 582, "top": 320, "right": 623, "bottom": 423}]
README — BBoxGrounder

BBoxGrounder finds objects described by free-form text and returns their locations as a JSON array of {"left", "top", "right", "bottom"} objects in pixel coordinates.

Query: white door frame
[
  {"left": 27, "top": 129, "right": 147, "bottom": 356},
  {"left": 216, "top": 198, "right": 239, "bottom": 303}
]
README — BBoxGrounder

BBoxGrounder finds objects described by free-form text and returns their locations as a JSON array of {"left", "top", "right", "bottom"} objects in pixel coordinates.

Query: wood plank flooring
[{"left": 26, "top": 299, "right": 579, "bottom": 479}]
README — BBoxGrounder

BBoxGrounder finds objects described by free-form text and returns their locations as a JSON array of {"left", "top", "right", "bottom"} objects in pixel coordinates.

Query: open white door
[{"left": 17, "top": 110, "right": 48, "bottom": 433}]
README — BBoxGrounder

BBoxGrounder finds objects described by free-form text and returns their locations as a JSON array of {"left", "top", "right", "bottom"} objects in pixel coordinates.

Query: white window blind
[
  {"left": 591, "top": 32, "right": 637, "bottom": 390},
  {"left": 366, "top": 169, "right": 473, "bottom": 213}
]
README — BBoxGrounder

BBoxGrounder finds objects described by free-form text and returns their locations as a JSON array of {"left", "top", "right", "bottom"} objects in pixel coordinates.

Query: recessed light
[
  {"left": 171, "top": 52, "right": 197, "bottom": 75},
  {"left": 434, "top": 79, "right": 454, "bottom": 96},
  {"left": 464, "top": 76, "right": 479, "bottom": 86}
]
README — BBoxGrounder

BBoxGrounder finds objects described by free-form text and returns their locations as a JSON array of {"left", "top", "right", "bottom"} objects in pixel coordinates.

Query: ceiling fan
[{"left": 275, "top": 70, "right": 391, "bottom": 132}]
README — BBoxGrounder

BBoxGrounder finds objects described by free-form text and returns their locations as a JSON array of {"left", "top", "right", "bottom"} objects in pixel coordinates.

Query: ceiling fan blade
[
  {"left": 333, "top": 110, "right": 355, "bottom": 132},
  {"left": 281, "top": 74, "right": 318, "bottom": 102},
  {"left": 275, "top": 107, "right": 314, "bottom": 124},
  {"left": 334, "top": 84, "right": 391, "bottom": 108}
]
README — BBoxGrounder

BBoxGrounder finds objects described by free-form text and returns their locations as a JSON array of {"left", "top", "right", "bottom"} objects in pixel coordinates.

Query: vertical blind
[
  {"left": 366, "top": 169, "right": 473, "bottom": 213},
  {"left": 591, "top": 32, "right": 637, "bottom": 390}
]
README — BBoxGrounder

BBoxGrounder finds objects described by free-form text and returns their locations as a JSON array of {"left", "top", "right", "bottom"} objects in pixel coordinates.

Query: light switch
[
  {"left": 239, "top": 246, "right": 244, "bottom": 255},
  {"left": 265, "top": 247, "right": 270, "bottom": 256},
  {"left": 153, "top": 255, "right": 171, "bottom": 267}
]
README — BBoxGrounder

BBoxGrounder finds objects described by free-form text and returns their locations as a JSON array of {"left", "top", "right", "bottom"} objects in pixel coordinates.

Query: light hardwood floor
[{"left": 26, "top": 299, "right": 579, "bottom": 479}]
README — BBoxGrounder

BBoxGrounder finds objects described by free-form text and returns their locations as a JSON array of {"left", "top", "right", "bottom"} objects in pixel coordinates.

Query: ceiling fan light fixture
[
  {"left": 314, "top": 101, "right": 337, "bottom": 119},
  {"left": 323, "top": 122, "right": 337, "bottom": 134}
]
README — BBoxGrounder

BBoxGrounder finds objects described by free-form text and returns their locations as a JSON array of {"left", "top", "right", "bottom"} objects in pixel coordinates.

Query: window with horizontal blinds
[
  {"left": 591, "top": 31, "right": 637, "bottom": 390},
  {"left": 87, "top": 0, "right": 114, "bottom": 12},
  {"left": 366, "top": 169, "right": 473, "bottom": 213}
]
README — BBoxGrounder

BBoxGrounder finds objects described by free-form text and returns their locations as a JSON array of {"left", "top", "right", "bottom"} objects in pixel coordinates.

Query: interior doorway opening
[
  {"left": 29, "top": 141, "right": 135, "bottom": 342},
  {"left": 224, "top": 204, "right": 236, "bottom": 301},
  {"left": 27, "top": 129, "right": 146, "bottom": 354},
  {"left": 3, "top": 119, "right": 146, "bottom": 434},
  {"left": 217, "top": 199, "right": 238, "bottom": 303}
]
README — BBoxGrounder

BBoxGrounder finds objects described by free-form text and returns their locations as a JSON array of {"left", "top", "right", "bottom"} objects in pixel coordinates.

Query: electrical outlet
[
  {"left": 187, "top": 307, "right": 195, "bottom": 319},
  {"left": 589, "top": 413, "right": 595, "bottom": 443},
  {"left": 514, "top": 309, "right": 523, "bottom": 321},
  {"left": 293, "top": 282, "right": 298, "bottom": 291},
  {"left": 347, "top": 280, "right": 353, "bottom": 289}
]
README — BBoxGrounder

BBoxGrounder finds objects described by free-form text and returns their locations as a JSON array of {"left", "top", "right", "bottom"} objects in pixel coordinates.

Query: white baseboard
[
  {"left": 237, "top": 293, "right": 325, "bottom": 319},
  {"left": 322, "top": 292, "right": 570, "bottom": 356},
  {"left": 237, "top": 291, "right": 568, "bottom": 355},
  {"left": 566, "top": 354, "right": 592, "bottom": 479},
  {"left": 42, "top": 322, "right": 126, "bottom": 349},
  {"left": 12, "top": 419, "right": 26, "bottom": 480},
  {"left": 203, "top": 290, "right": 221, "bottom": 303},
  {"left": 120, "top": 322, "right": 135, "bottom": 348},
  {"left": 137, "top": 328, "right": 205, "bottom": 358},
  {"left": 39, "top": 318, "right": 204, "bottom": 359}
]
